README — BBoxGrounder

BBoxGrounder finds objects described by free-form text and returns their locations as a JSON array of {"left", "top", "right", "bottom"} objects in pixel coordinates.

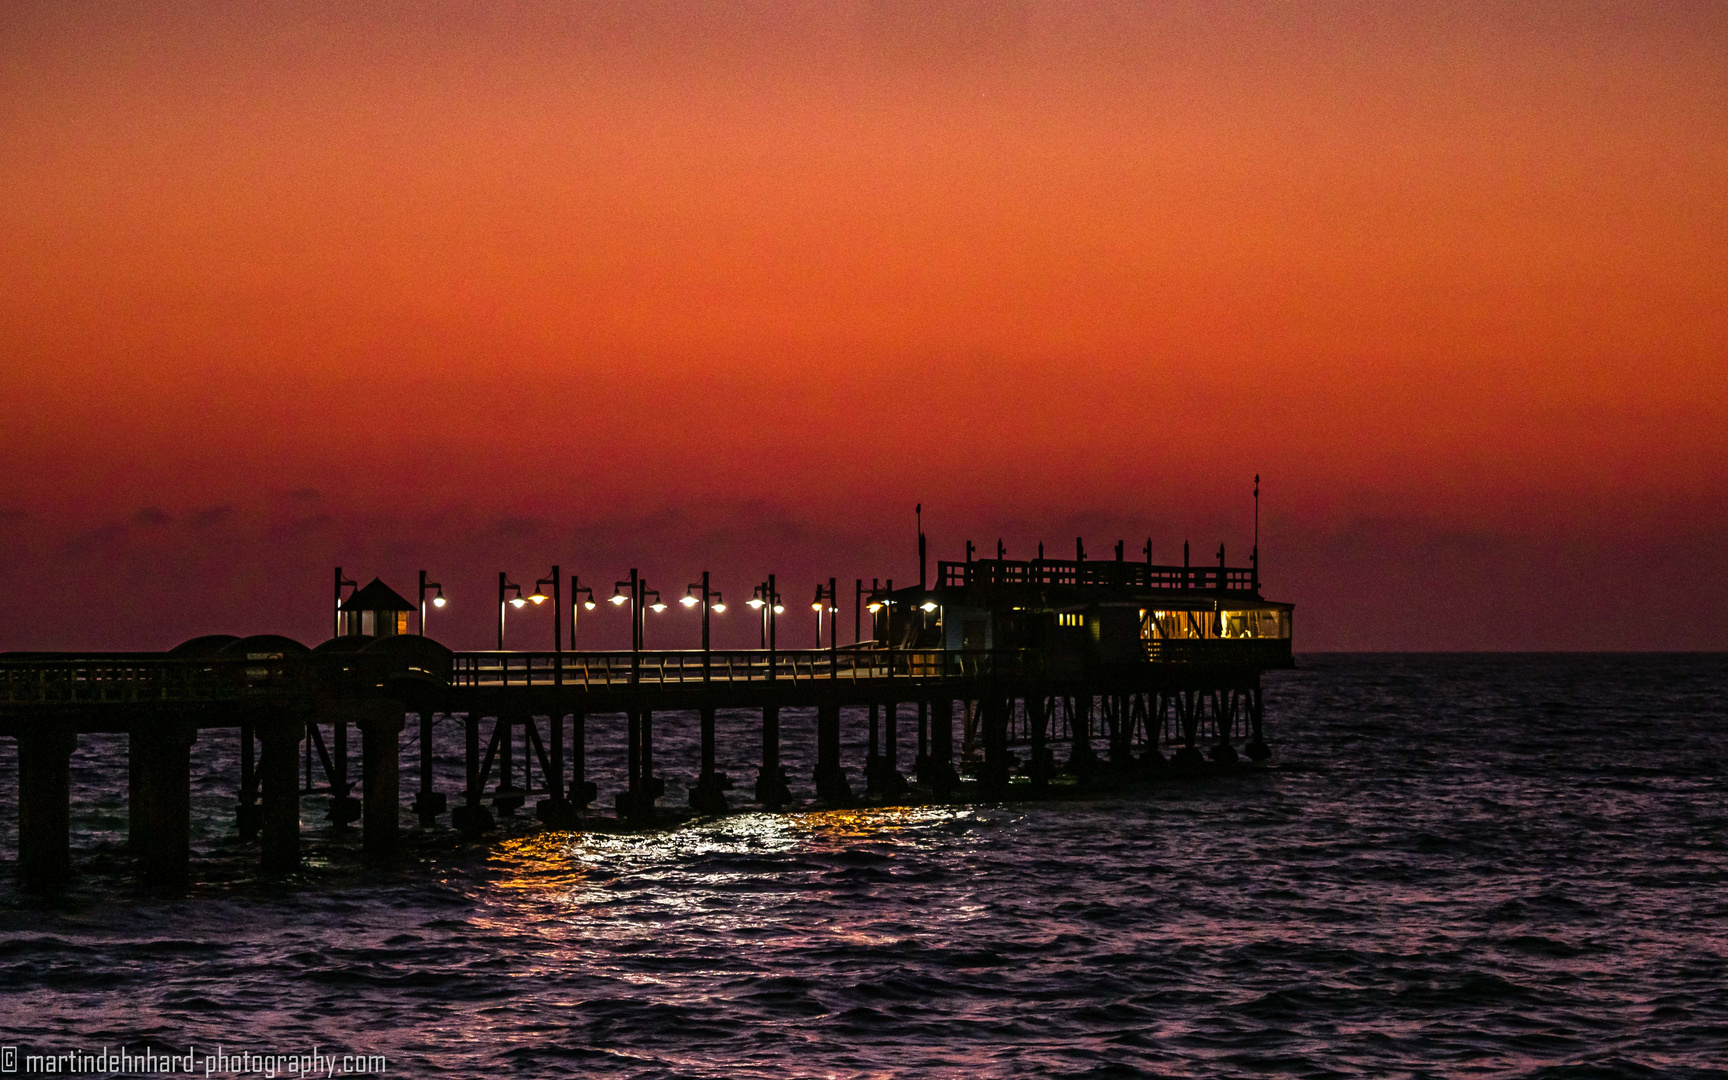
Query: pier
[{"left": 0, "top": 541, "right": 1293, "bottom": 889}]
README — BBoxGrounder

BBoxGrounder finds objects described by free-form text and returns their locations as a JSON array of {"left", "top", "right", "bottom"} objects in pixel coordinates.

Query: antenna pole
[{"left": 1253, "top": 474, "right": 1261, "bottom": 592}]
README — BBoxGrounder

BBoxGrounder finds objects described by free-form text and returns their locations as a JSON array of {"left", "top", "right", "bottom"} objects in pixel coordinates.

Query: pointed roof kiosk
[{"left": 338, "top": 578, "right": 415, "bottom": 638}]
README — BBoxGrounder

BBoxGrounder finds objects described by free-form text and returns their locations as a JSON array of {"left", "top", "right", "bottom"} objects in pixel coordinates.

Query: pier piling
[
  {"left": 359, "top": 703, "right": 404, "bottom": 859},
  {"left": 128, "top": 719, "right": 197, "bottom": 885},
  {"left": 258, "top": 712, "right": 304, "bottom": 872},
  {"left": 18, "top": 722, "right": 76, "bottom": 889}
]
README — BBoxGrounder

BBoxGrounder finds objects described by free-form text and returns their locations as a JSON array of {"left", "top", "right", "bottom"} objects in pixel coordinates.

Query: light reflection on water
[{"left": 1, "top": 654, "right": 1727, "bottom": 1077}]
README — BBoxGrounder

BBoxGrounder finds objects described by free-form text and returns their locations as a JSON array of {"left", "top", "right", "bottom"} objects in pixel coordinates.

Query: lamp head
[
  {"left": 867, "top": 602, "right": 882, "bottom": 613},
  {"left": 528, "top": 591, "right": 547, "bottom": 605},
  {"left": 583, "top": 599, "right": 597, "bottom": 611},
  {"left": 510, "top": 597, "right": 528, "bottom": 609},
  {"left": 921, "top": 601, "right": 938, "bottom": 612},
  {"left": 650, "top": 602, "right": 667, "bottom": 613},
  {"left": 680, "top": 594, "right": 698, "bottom": 608},
  {"left": 773, "top": 604, "right": 785, "bottom": 615},
  {"left": 431, "top": 595, "right": 447, "bottom": 609},
  {"left": 711, "top": 602, "right": 726, "bottom": 613},
  {"left": 747, "top": 597, "right": 764, "bottom": 610}
]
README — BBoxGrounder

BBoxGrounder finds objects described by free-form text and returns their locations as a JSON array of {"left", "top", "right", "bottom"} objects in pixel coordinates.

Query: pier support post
[
  {"left": 1028, "top": 692, "right": 1051, "bottom": 792},
  {"left": 1140, "top": 694, "right": 1166, "bottom": 771},
  {"left": 258, "top": 711, "right": 305, "bottom": 872},
  {"left": 327, "top": 718, "right": 361, "bottom": 826},
  {"left": 1172, "top": 690, "right": 1206, "bottom": 772},
  {"left": 979, "top": 695, "right": 1010, "bottom": 797},
  {"left": 493, "top": 716, "right": 523, "bottom": 816},
  {"left": 690, "top": 705, "right": 731, "bottom": 814},
  {"left": 570, "top": 709, "right": 596, "bottom": 808},
  {"left": 814, "top": 697, "right": 851, "bottom": 806},
  {"left": 1109, "top": 693, "right": 1134, "bottom": 770},
  {"left": 1067, "top": 694, "right": 1099, "bottom": 777},
  {"left": 755, "top": 705, "right": 790, "bottom": 808},
  {"left": 452, "top": 711, "right": 493, "bottom": 835},
  {"left": 359, "top": 702, "right": 404, "bottom": 860},
  {"left": 537, "top": 714, "right": 579, "bottom": 828},
  {"left": 17, "top": 722, "right": 77, "bottom": 889},
  {"left": 128, "top": 719, "right": 198, "bottom": 886},
  {"left": 412, "top": 712, "right": 446, "bottom": 826},
  {"left": 237, "top": 720, "right": 261, "bottom": 839},
  {"left": 865, "top": 701, "right": 882, "bottom": 795},
  {"left": 1210, "top": 690, "right": 1239, "bottom": 764},
  {"left": 1246, "top": 685, "right": 1271, "bottom": 762},
  {"left": 926, "top": 698, "right": 958, "bottom": 798}
]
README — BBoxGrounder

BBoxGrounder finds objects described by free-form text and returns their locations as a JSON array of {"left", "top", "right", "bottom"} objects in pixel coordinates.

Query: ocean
[{"left": 2, "top": 653, "right": 1725, "bottom": 1077}]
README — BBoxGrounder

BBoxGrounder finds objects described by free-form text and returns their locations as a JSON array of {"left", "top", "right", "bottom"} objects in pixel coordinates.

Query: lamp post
[
  {"left": 498, "top": 572, "right": 525, "bottom": 650},
  {"left": 334, "top": 568, "right": 357, "bottom": 638},
  {"left": 686, "top": 570, "right": 732, "bottom": 813},
  {"left": 683, "top": 572, "right": 724, "bottom": 682},
  {"left": 570, "top": 574, "right": 595, "bottom": 647},
  {"left": 533, "top": 566, "right": 561, "bottom": 656},
  {"left": 417, "top": 571, "right": 446, "bottom": 637},
  {"left": 812, "top": 580, "right": 839, "bottom": 651}
]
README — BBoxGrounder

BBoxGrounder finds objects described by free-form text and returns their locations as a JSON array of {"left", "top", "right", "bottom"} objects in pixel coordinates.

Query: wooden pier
[{"left": 0, "top": 547, "right": 1293, "bottom": 889}]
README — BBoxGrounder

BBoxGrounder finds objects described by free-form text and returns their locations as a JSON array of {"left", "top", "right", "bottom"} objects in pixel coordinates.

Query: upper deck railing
[{"left": 937, "top": 558, "right": 1257, "bottom": 594}]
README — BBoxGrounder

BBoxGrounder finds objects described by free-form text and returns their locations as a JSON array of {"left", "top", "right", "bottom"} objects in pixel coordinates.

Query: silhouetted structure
[{"left": 1, "top": 537, "right": 1291, "bottom": 889}]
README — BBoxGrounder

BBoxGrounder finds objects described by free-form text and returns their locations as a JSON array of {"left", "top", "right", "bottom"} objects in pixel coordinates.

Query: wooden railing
[
  {"left": 1143, "top": 638, "right": 1293, "bottom": 667},
  {"left": 0, "top": 654, "right": 307, "bottom": 705},
  {"left": 448, "top": 647, "right": 1013, "bottom": 688},
  {"left": 938, "top": 558, "right": 1257, "bottom": 593}
]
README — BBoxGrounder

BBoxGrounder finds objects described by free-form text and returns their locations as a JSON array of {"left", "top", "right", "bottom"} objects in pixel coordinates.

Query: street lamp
[
  {"left": 749, "top": 580, "right": 782, "bottom": 649},
  {"left": 686, "top": 572, "right": 724, "bottom": 681},
  {"left": 534, "top": 567, "right": 562, "bottom": 656},
  {"left": 418, "top": 570, "right": 446, "bottom": 637},
  {"left": 498, "top": 572, "right": 524, "bottom": 650},
  {"left": 813, "top": 582, "right": 840, "bottom": 649},
  {"left": 570, "top": 574, "right": 594, "bottom": 648},
  {"left": 334, "top": 568, "right": 357, "bottom": 638}
]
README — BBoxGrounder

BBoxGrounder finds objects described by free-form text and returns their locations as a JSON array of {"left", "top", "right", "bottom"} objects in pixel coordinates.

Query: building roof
[{"left": 339, "top": 577, "right": 415, "bottom": 612}]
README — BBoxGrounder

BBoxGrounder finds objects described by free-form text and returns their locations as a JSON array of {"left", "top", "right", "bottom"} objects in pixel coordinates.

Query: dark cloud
[
  {"left": 60, "top": 521, "right": 129, "bottom": 558},
  {"left": 497, "top": 516, "right": 543, "bottom": 538},
  {"left": 132, "top": 506, "right": 172, "bottom": 526},
  {"left": 0, "top": 508, "right": 25, "bottom": 526},
  {"left": 190, "top": 505, "right": 234, "bottom": 529}
]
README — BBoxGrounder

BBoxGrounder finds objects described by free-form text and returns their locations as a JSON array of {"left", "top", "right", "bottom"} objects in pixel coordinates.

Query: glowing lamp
[
  {"left": 921, "top": 601, "right": 938, "bottom": 612},
  {"left": 712, "top": 602, "right": 726, "bottom": 613},
  {"left": 431, "top": 596, "right": 447, "bottom": 609},
  {"left": 681, "top": 595, "right": 698, "bottom": 608}
]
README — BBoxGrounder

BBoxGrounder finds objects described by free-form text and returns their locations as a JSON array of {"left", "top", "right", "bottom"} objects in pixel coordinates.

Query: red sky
[{"left": 2, "top": 1, "right": 1724, "bottom": 651}]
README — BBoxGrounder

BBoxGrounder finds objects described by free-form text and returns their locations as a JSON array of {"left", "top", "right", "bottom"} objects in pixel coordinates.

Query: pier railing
[
  {"left": 939, "top": 558, "right": 1257, "bottom": 593},
  {"left": 0, "top": 653, "right": 307, "bottom": 705},
  {"left": 448, "top": 647, "right": 1013, "bottom": 688}
]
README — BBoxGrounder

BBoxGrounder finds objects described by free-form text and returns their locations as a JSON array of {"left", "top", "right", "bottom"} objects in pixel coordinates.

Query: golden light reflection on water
[{"left": 477, "top": 805, "right": 983, "bottom": 942}]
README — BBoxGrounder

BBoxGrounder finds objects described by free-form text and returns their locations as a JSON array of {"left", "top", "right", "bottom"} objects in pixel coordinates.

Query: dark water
[{"left": 2, "top": 654, "right": 1727, "bottom": 1077}]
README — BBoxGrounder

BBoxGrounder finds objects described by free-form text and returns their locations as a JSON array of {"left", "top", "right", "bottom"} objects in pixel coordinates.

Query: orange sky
[{"left": 1, "top": 2, "right": 1724, "bottom": 651}]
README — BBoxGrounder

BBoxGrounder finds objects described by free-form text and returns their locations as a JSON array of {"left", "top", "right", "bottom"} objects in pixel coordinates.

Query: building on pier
[
  {"left": 869, "top": 555, "right": 1293, "bottom": 672},
  {"left": 337, "top": 578, "right": 415, "bottom": 638}
]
